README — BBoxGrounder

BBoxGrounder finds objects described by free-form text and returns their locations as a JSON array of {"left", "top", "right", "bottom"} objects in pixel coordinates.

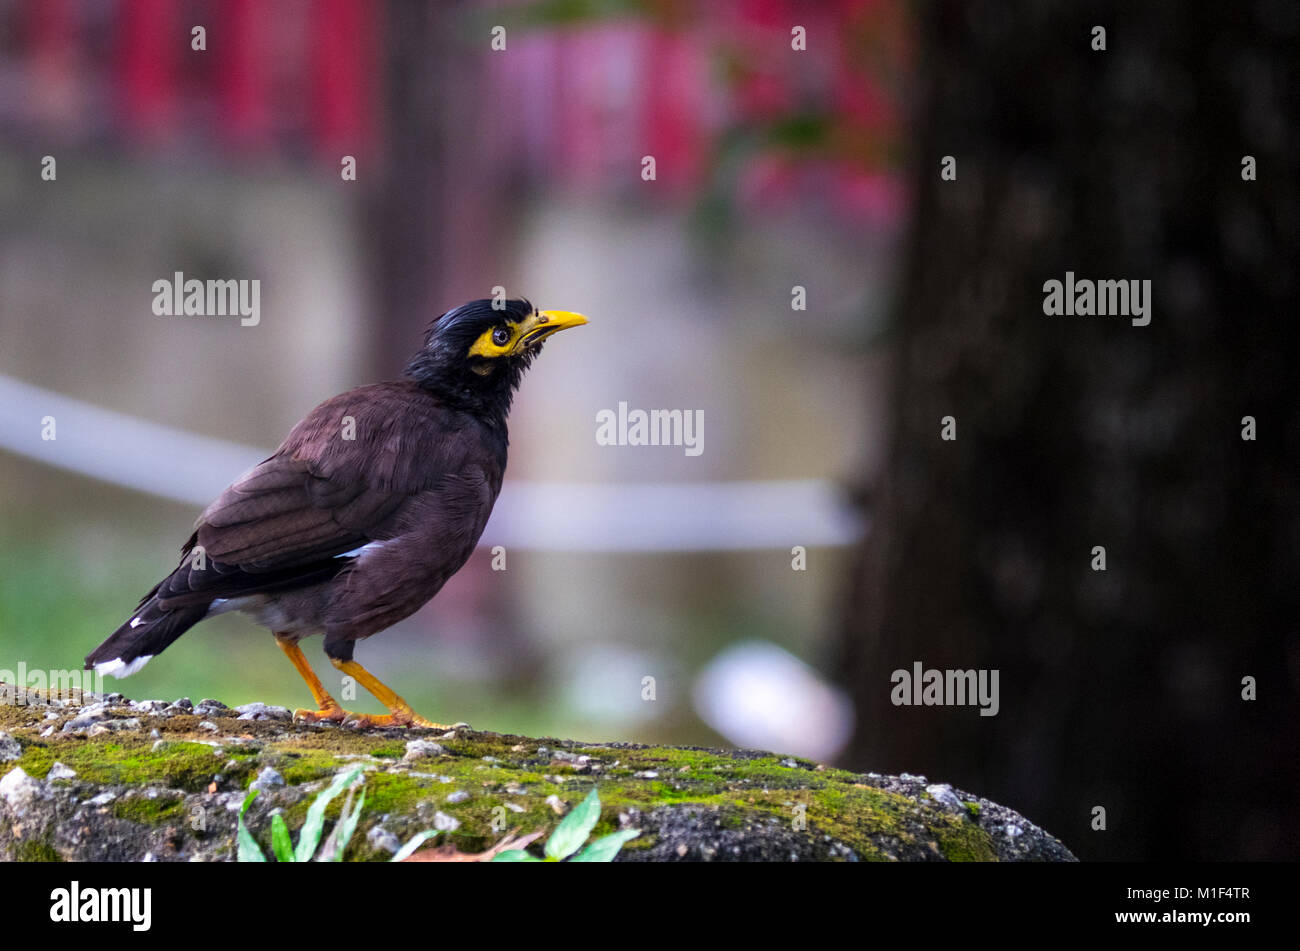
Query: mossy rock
[{"left": 0, "top": 683, "right": 1075, "bottom": 862}]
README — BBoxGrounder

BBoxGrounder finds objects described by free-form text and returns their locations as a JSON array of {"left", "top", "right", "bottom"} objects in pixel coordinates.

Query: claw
[
  {"left": 294, "top": 705, "right": 348, "bottom": 724},
  {"left": 275, "top": 637, "right": 455, "bottom": 731},
  {"left": 342, "top": 709, "right": 452, "bottom": 731}
]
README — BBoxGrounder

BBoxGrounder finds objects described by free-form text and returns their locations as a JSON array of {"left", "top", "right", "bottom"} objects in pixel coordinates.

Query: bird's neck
[{"left": 405, "top": 365, "right": 518, "bottom": 430}]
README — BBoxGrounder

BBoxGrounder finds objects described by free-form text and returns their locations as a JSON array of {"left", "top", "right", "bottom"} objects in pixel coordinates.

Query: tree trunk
[{"left": 837, "top": 0, "right": 1299, "bottom": 861}]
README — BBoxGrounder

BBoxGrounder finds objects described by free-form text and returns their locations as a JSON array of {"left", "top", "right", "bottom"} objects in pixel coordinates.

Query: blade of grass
[
  {"left": 236, "top": 789, "right": 265, "bottom": 863},
  {"left": 324, "top": 786, "right": 366, "bottom": 862},
  {"left": 390, "top": 830, "right": 441, "bottom": 862},
  {"left": 295, "top": 766, "right": 363, "bottom": 862},
  {"left": 270, "top": 814, "right": 295, "bottom": 862}
]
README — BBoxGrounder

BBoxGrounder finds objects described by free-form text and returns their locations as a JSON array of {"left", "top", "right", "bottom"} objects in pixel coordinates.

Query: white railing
[{"left": 0, "top": 374, "right": 865, "bottom": 552}]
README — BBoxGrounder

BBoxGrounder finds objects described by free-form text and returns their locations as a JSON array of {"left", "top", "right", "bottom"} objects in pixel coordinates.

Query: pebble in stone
[
  {"left": 432, "top": 811, "right": 460, "bottom": 832},
  {"left": 504, "top": 802, "right": 525, "bottom": 813},
  {"left": 633, "top": 770, "right": 659, "bottom": 779},
  {"left": 234, "top": 702, "right": 293, "bottom": 722},
  {"left": 403, "top": 740, "right": 445, "bottom": 762},
  {"left": 551, "top": 750, "right": 589, "bottom": 764},
  {"left": 47, "top": 762, "right": 77, "bottom": 781},
  {"left": 193, "top": 699, "right": 230, "bottom": 717},
  {"left": 250, "top": 767, "right": 285, "bottom": 792},
  {"left": 367, "top": 826, "right": 402, "bottom": 854},
  {"left": 166, "top": 698, "right": 193, "bottom": 713},
  {"left": 545, "top": 794, "right": 567, "bottom": 815},
  {"left": 446, "top": 790, "right": 470, "bottom": 804},
  {"left": 62, "top": 711, "right": 112, "bottom": 734},
  {"left": 86, "top": 790, "right": 117, "bottom": 806},
  {"left": 0, "top": 732, "right": 21, "bottom": 762},
  {"left": 0, "top": 767, "right": 42, "bottom": 811},
  {"left": 1005, "top": 824, "right": 1023, "bottom": 838},
  {"left": 197, "top": 721, "right": 220, "bottom": 733},
  {"left": 925, "top": 783, "right": 964, "bottom": 811},
  {"left": 152, "top": 738, "right": 219, "bottom": 752},
  {"left": 133, "top": 700, "right": 169, "bottom": 714}
]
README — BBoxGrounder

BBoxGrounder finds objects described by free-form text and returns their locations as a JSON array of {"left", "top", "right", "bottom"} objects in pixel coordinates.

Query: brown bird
[{"left": 86, "top": 298, "right": 587, "bottom": 728}]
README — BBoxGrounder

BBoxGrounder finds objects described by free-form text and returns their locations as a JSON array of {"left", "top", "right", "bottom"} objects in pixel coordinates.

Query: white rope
[{"left": 0, "top": 374, "right": 865, "bottom": 551}]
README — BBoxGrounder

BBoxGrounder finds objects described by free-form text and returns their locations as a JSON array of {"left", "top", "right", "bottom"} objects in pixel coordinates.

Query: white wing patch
[
  {"left": 337, "top": 541, "right": 386, "bottom": 559},
  {"left": 95, "top": 655, "right": 155, "bottom": 678}
]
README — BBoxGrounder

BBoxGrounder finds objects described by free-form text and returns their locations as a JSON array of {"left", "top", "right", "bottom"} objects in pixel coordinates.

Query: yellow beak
[{"left": 516, "top": 309, "right": 589, "bottom": 351}]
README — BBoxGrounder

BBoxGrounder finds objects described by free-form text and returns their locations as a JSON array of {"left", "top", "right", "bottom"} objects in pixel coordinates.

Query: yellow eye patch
[
  {"left": 466, "top": 309, "right": 588, "bottom": 360},
  {"left": 468, "top": 323, "right": 517, "bottom": 358}
]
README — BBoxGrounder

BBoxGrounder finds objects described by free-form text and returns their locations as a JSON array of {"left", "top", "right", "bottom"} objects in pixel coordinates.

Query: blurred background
[{"left": 0, "top": 1, "right": 1295, "bottom": 861}]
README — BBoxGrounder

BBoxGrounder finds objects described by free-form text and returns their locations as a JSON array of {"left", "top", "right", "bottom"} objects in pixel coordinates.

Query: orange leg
[
  {"left": 275, "top": 636, "right": 348, "bottom": 724},
  {"left": 274, "top": 635, "right": 450, "bottom": 730},
  {"left": 328, "top": 657, "right": 451, "bottom": 730}
]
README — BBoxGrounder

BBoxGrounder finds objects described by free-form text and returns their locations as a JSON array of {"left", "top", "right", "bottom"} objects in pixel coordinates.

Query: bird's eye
[{"left": 492, "top": 327, "right": 511, "bottom": 347}]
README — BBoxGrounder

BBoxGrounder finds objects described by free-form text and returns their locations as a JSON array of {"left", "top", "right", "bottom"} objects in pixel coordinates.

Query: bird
[{"left": 85, "top": 298, "right": 587, "bottom": 729}]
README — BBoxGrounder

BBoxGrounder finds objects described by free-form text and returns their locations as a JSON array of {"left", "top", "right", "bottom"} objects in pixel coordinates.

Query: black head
[{"left": 404, "top": 298, "right": 588, "bottom": 420}]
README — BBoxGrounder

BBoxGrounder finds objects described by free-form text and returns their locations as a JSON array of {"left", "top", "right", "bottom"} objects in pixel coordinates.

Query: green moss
[
  {"left": 272, "top": 751, "right": 343, "bottom": 787},
  {"left": 16, "top": 738, "right": 233, "bottom": 792},
  {"left": 0, "top": 712, "right": 1029, "bottom": 862},
  {"left": 935, "top": 819, "right": 997, "bottom": 862},
  {"left": 13, "top": 839, "right": 63, "bottom": 862},
  {"left": 112, "top": 794, "right": 186, "bottom": 825}
]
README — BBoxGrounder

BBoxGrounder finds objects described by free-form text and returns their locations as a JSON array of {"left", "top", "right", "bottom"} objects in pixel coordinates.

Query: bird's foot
[
  {"left": 294, "top": 704, "right": 450, "bottom": 730},
  {"left": 342, "top": 707, "right": 453, "bottom": 731},
  {"left": 293, "top": 704, "right": 349, "bottom": 725}
]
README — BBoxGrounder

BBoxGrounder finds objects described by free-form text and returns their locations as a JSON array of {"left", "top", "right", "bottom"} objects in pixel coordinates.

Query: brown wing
[{"left": 151, "top": 382, "right": 504, "bottom": 608}]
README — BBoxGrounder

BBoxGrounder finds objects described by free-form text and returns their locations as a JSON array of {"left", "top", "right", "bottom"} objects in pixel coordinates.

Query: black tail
[{"left": 85, "top": 593, "right": 209, "bottom": 676}]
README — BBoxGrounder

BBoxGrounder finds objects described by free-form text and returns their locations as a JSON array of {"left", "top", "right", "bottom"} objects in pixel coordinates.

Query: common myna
[{"left": 86, "top": 298, "right": 587, "bottom": 728}]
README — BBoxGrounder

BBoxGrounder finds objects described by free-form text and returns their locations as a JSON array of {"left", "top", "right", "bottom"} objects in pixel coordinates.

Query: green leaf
[
  {"left": 544, "top": 787, "right": 602, "bottom": 861},
  {"left": 236, "top": 789, "right": 265, "bottom": 863},
  {"left": 571, "top": 828, "right": 640, "bottom": 862},
  {"left": 491, "top": 849, "right": 543, "bottom": 862},
  {"left": 270, "top": 814, "right": 295, "bottom": 862},
  {"left": 296, "top": 766, "right": 363, "bottom": 862},
  {"left": 326, "top": 787, "right": 366, "bottom": 862},
  {"left": 390, "top": 830, "right": 440, "bottom": 863}
]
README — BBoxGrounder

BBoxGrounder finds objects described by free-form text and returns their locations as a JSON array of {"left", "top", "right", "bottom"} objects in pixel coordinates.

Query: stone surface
[{"left": 0, "top": 682, "right": 1076, "bottom": 862}]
